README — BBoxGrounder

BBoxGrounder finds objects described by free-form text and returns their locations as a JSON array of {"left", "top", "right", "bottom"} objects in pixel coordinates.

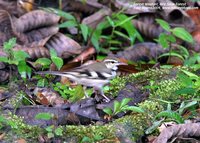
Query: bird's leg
[{"left": 95, "top": 87, "right": 110, "bottom": 102}]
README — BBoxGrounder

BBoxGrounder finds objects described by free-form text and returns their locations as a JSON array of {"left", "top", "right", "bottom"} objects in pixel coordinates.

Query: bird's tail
[{"left": 36, "top": 71, "right": 64, "bottom": 77}]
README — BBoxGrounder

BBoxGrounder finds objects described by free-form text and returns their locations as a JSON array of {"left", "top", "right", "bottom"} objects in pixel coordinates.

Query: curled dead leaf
[
  {"left": 45, "top": 32, "right": 82, "bottom": 58},
  {"left": 34, "top": 87, "right": 65, "bottom": 106},
  {"left": 14, "top": 10, "right": 60, "bottom": 33}
]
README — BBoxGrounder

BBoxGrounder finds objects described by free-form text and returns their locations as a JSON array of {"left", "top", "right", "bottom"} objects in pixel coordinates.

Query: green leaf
[
  {"left": 50, "top": 48, "right": 63, "bottom": 70},
  {"left": 156, "top": 111, "right": 184, "bottom": 123},
  {"left": 69, "top": 85, "right": 85, "bottom": 102},
  {"left": 175, "top": 87, "right": 196, "bottom": 95},
  {"left": 181, "top": 70, "right": 199, "bottom": 79},
  {"left": 103, "top": 107, "right": 113, "bottom": 115},
  {"left": 114, "top": 30, "right": 130, "bottom": 40},
  {"left": 3, "top": 38, "right": 16, "bottom": 51},
  {"left": 51, "top": 56, "right": 63, "bottom": 70},
  {"left": 178, "top": 72, "right": 193, "bottom": 87},
  {"left": 35, "top": 113, "right": 53, "bottom": 120},
  {"left": 91, "top": 32, "right": 100, "bottom": 51},
  {"left": 0, "top": 56, "right": 8, "bottom": 62},
  {"left": 158, "top": 52, "right": 184, "bottom": 61},
  {"left": 106, "top": 16, "right": 115, "bottom": 27},
  {"left": 80, "top": 24, "right": 89, "bottom": 42},
  {"left": 167, "top": 35, "right": 176, "bottom": 43},
  {"left": 158, "top": 33, "right": 169, "bottom": 48},
  {"left": 172, "top": 27, "right": 194, "bottom": 43},
  {"left": 123, "top": 106, "right": 144, "bottom": 113},
  {"left": 145, "top": 119, "right": 163, "bottom": 134},
  {"left": 17, "top": 61, "right": 30, "bottom": 79},
  {"left": 81, "top": 136, "right": 92, "bottom": 143},
  {"left": 156, "top": 19, "right": 171, "bottom": 31},
  {"left": 35, "top": 58, "right": 51, "bottom": 66},
  {"left": 178, "top": 101, "right": 197, "bottom": 114},
  {"left": 120, "top": 98, "right": 132, "bottom": 108},
  {"left": 55, "top": 127, "right": 63, "bottom": 136},
  {"left": 0, "top": 115, "right": 5, "bottom": 123},
  {"left": 37, "top": 78, "right": 48, "bottom": 87},
  {"left": 50, "top": 48, "right": 57, "bottom": 57},
  {"left": 115, "top": 15, "right": 136, "bottom": 27},
  {"left": 59, "top": 20, "right": 78, "bottom": 28},
  {"left": 54, "top": 9, "right": 76, "bottom": 20},
  {"left": 113, "top": 100, "right": 121, "bottom": 114},
  {"left": 14, "top": 50, "right": 30, "bottom": 61},
  {"left": 178, "top": 46, "right": 189, "bottom": 59},
  {"left": 45, "top": 125, "right": 53, "bottom": 132}
]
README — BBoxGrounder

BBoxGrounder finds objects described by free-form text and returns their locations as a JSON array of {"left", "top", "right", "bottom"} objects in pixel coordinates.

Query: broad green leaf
[
  {"left": 158, "top": 33, "right": 169, "bottom": 48},
  {"left": 81, "top": 136, "right": 92, "bottom": 142},
  {"left": 172, "top": 27, "right": 194, "bottom": 43},
  {"left": 124, "top": 106, "right": 144, "bottom": 113},
  {"left": 14, "top": 50, "right": 30, "bottom": 61},
  {"left": 35, "top": 58, "right": 51, "bottom": 66},
  {"left": 0, "top": 56, "right": 8, "bottom": 62},
  {"left": 167, "top": 35, "right": 176, "bottom": 43},
  {"left": 51, "top": 56, "right": 63, "bottom": 70},
  {"left": 80, "top": 24, "right": 89, "bottom": 42},
  {"left": 156, "top": 111, "right": 184, "bottom": 123},
  {"left": 103, "top": 107, "right": 113, "bottom": 115},
  {"left": 50, "top": 48, "right": 57, "bottom": 57},
  {"left": 37, "top": 78, "right": 48, "bottom": 87},
  {"left": 175, "top": 88, "right": 196, "bottom": 95},
  {"left": 178, "top": 72, "right": 193, "bottom": 87},
  {"left": 113, "top": 100, "right": 121, "bottom": 114},
  {"left": 35, "top": 113, "right": 53, "bottom": 120},
  {"left": 181, "top": 69, "right": 199, "bottom": 79},
  {"left": 120, "top": 98, "right": 132, "bottom": 108},
  {"left": 59, "top": 20, "right": 77, "bottom": 28},
  {"left": 156, "top": 19, "right": 170, "bottom": 31},
  {"left": 91, "top": 32, "right": 100, "bottom": 51},
  {"left": 17, "top": 61, "right": 28, "bottom": 79}
]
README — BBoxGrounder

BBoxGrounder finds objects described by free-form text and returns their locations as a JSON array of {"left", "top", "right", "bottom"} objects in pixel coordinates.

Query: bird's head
[{"left": 103, "top": 57, "right": 127, "bottom": 70}]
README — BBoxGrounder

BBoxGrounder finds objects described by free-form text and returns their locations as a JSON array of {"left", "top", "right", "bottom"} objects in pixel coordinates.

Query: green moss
[
  {"left": 63, "top": 125, "right": 116, "bottom": 142},
  {"left": 109, "top": 68, "right": 172, "bottom": 96},
  {"left": 150, "top": 78, "right": 182, "bottom": 101},
  {"left": 1, "top": 113, "right": 42, "bottom": 142},
  {"left": 114, "top": 101, "right": 164, "bottom": 141}
]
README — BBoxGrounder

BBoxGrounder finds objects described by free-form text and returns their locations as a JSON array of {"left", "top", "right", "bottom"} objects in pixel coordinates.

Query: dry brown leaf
[
  {"left": 132, "top": 20, "right": 165, "bottom": 39},
  {"left": 82, "top": 7, "right": 111, "bottom": 29},
  {"left": 153, "top": 123, "right": 200, "bottom": 143},
  {"left": 34, "top": 87, "right": 65, "bottom": 106},
  {"left": 108, "top": 42, "right": 167, "bottom": 62},
  {"left": 45, "top": 32, "right": 82, "bottom": 58},
  {"left": 14, "top": 10, "right": 60, "bottom": 33}
]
